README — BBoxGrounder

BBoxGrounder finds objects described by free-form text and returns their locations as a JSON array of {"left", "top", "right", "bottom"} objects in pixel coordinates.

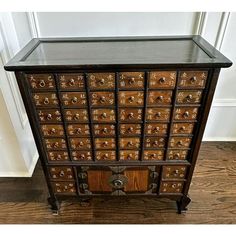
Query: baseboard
[
  {"left": 0, "top": 151, "right": 38, "bottom": 177},
  {"left": 203, "top": 137, "right": 236, "bottom": 141},
  {"left": 212, "top": 99, "right": 236, "bottom": 107}
]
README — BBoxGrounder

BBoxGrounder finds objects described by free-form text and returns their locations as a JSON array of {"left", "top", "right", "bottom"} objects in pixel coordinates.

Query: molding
[
  {"left": 212, "top": 99, "right": 236, "bottom": 107},
  {"left": 203, "top": 137, "right": 236, "bottom": 141},
  {"left": 0, "top": 151, "right": 38, "bottom": 177},
  {"left": 27, "top": 12, "right": 40, "bottom": 37},
  {"left": 215, "top": 12, "right": 230, "bottom": 50},
  {"left": 195, "top": 12, "right": 208, "bottom": 35}
]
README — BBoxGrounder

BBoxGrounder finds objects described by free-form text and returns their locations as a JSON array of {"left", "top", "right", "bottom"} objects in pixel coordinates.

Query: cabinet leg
[
  {"left": 176, "top": 195, "right": 191, "bottom": 214},
  {"left": 48, "top": 196, "right": 60, "bottom": 215}
]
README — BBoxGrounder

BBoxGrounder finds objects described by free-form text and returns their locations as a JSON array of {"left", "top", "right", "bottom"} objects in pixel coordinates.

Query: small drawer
[
  {"left": 167, "top": 150, "right": 189, "bottom": 160},
  {"left": 92, "top": 109, "right": 116, "bottom": 123},
  {"left": 174, "top": 107, "right": 199, "bottom": 121},
  {"left": 58, "top": 73, "right": 85, "bottom": 90},
  {"left": 145, "top": 137, "right": 166, "bottom": 148},
  {"left": 88, "top": 73, "right": 115, "bottom": 90},
  {"left": 119, "top": 108, "right": 143, "bottom": 122},
  {"left": 27, "top": 74, "right": 55, "bottom": 90},
  {"left": 49, "top": 166, "right": 74, "bottom": 180},
  {"left": 71, "top": 150, "right": 92, "bottom": 161},
  {"left": 61, "top": 92, "right": 87, "bottom": 107},
  {"left": 120, "top": 137, "right": 140, "bottom": 149},
  {"left": 162, "top": 166, "right": 187, "bottom": 179},
  {"left": 119, "top": 91, "right": 144, "bottom": 106},
  {"left": 120, "top": 150, "right": 139, "bottom": 161},
  {"left": 145, "top": 123, "right": 168, "bottom": 135},
  {"left": 33, "top": 93, "right": 59, "bottom": 107},
  {"left": 147, "top": 90, "right": 173, "bottom": 105},
  {"left": 96, "top": 150, "right": 116, "bottom": 161},
  {"left": 47, "top": 151, "right": 69, "bottom": 162},
  {"left": 37, "top": 109, "right": 62, "bottom": 123},
  {"left": 70, "top": 138, "right": 91, "bottom": 150},
  {"left": 169, "top": 137, "right": 192, "bottom": 148},
  {"left": 64, "top": 109, "right": 89, "bottom": 122},
  {"left": 176, "top": 90, "right": 203, "bottom": 104},
  {"left": 94, "top": 124, "right": 116, "bottom": 136},
  {"left": 159, "top": 181, "right": 184, "bottom": 194},
  {"left": 149, "top": 71, "right": 177, "bottom": 88},
  {"left": 95, "top": 138, "right": 116, "bottom": 149},
  {"left": 147, "top": 108, "right": 171, "bottom": 121},
  {"left": 120, "top": 124, "right": 142, "bottom": 136},
  {"left": 90, "top": 91, "right": 115, "bottom": 106},
  {"left": 41, "top": 124, "right": 64, "bottom": 137},
  {"left": 44, "top": 138, "right": 67, "bottom": 150},
  {"left": 143, "top": 150, "right": 164, "bottom": 161},
  {"left": 171, "top": 123, "right": 195, "bottom": 135},
  {"left": 119, "top": 72, "right": 145, "bottom": 89},
  {"left": 179, "top": 71, "right": 208, "bottom": 88},
  {"left": 67, "top": 124, "right": 90, "bottom": 136},
  {"left": 52, "top": 182, "right": 76, "bottom": 195}
]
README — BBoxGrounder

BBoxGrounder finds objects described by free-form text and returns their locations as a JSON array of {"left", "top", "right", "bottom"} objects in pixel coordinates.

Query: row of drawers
[
  {"left": 27, "top": 71, "right": 208, "bottom": 90},
  {"left": 33, "top": 90, "right": 203, "bottom": 107}
]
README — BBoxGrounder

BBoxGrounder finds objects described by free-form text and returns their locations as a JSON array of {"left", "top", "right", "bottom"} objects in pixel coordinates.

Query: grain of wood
[{"left": 0, "top": 142, "right": 236, "bottom": 224}]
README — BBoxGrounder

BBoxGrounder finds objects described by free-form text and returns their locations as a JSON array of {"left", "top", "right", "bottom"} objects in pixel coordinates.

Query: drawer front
[
  {"left": 88, "top": 73, "right": 115, "bottom": 90},
  {"left": 41, "top": 124, "right": 64, "bottom": 137},
  {"left": 147, "top": 108, "right": 171, "bottom": 121},
  {"left": 71, "top": 150, "right": 92, "bottom": 161},
  {"left": 147, "top": 90, "right": 173, "bottom": 105},
  {"left": 61, "top": 92, "right": 87, "bottom": 107},
  {"left": 96, "top": 150, "right": 116, "bottom": 161},
  {"left": 52, "top": 182, "right": 76, "bottom": 194},
  {"left": 162, "top": 166, "right": 187, "bottom": 179},
  {"left": 119, "top": 72, "right": 145, "bottom": 89},
  {"left": 171, "top": 123, "right": 195, "bottom": 134},
  {"left": 174, "top": 107, "right": 199, "bottom": 121},
  {"left": 145, "top": 123, "right": 168, "bottom": 135},
  {"left": 159, "top": 181, "right": 184, "bottom": 194},
  {"left": 44, "top": 138, "right": 67, "bottom": 150},
  {"left": 64, "top": 109, "right": 89, "bottom": 122},
  {"left": 120, "top": 124, "right": 142, "bottom": 136},
  {"left": 143, "top": 150, "right": 164, "bottom": 161},
  {"left": 92, "top": 109, "right": 116, "bottom": 123},
  {"left": 120, "top": 150, "right": 139, "bottom": 161},
  {"left": 37, "top": 109, "right": 62, "bottom": 123},
  {"left": 177, "top": 90, "right": 203, "bottom": 104},
  {"left": 94, "top": 124, "right": 116, "bottom": 136},
  {"left": 120, "top": 108, "right": 143, "bottom": 122},
  {"left": 59, "top": 73, "right": 85, "bottom": 90},
  {"left": 149, "top": 71, "right": 176, "bottom": 88},
  {"left": 119, "top": 91, "right": 144, "bottom": 106},
  {"left": 47, "top": 151, "right": 69, "bottom": 162},
  {"left": 27, "top": 74, "right": 55, "bottom": 90},
  {"left": 67, "top": 124, "right": 90, "bottom": 136},
  {"left": 95, "top": 138, "right": 116, "bottom": 149},
  {"left": 33, "top": 93, "right": 59, "bottom": 107},
  {"left": 70, "top": 138, "right": 91, "bottom": 150},
  {"left": 120, "top": 138, "right": 140, "bottom": 149},
  {"left": 169, "top": 137, "right": 192, "bottom": 148},
  {"left": 49, "top": 166, "right": 74, "bottom": 180},
  {"left": 167, "top": 150, "right": 189, "bottom": 160},
  {"left": 179, "top": 71, "right": 208, "bottom": 88},
  {"left": 91, "top": 92, "right": 115, "bottom": 106},
  {"left": 145, "top": 137, "right": 166, "bottom": 148}
]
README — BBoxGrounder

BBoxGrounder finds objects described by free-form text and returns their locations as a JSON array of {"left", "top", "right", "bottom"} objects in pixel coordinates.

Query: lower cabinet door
[{"left": 77, "top": 166, "right": 160, "bottom": 195}]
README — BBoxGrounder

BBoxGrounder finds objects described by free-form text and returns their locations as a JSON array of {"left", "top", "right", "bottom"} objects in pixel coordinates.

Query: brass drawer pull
[
  {"left": 174, "top": 153, "right": 180, "bottom": 159},
  {"left": 177, "top": 141, "right": 183, "bottom": 147},
  {"left": 155, "top": 112, "right": 161, "bottom": 118},
  {"left": 156, "top": 96, "right": 164, "bottom": 102},
  {"left": 127, "top": 127, "right": 134, "bottom": 133},
  {"left": 75, "top": 128, "right": 82, "bottom": 134},
  {"left": 43, "top": 97, "right": 49, "bottom": 104},
  {"left": 99, "top": 78, "right": 105, "bottom": 85},
  {"left": 71, "top": 97, "right": 78, "bottom": 104},
  {"left": 39, "top": 80, "right": 46, "bottom": 87},
  {"left": 69, "top": 79, "right": 75, "bottom": 86},
  {"left": 74, "top": 113, "right": 80, "bottom": 120},
  {"left": 101, "top": 113, "right": 107, "bottom": 119},
  {"left": 128, "top": 96, "right": 135, "bottom": 103},
  {"left": 102, "top": 141, "right": 108, "bottom": 147},
  {"left": 128, "top": 112, "right": 134, "bottom": 119},
  {"left": 102, "top": 128, "right": 108, "bottom": 134},
  {"left": 183, "top": 111, "right": 189, "bottom": 118},
  {"left": 159, "top": 77, "right": 166, "bottom": 84},
  {"left": 153, "top": 127, "right": 160, "bottom": 133},
  {"left": 99, "top": 96, "right": 106, "bottom": 104},
  {"left": 46, "top": 114, "right": 52, "bottom": 120},
  {"left": 186, "top": 94, "right": 193, "bottom": 102},
  {"left": 190, "top": 76, "right": 197, "bottom": 83},
  {"left": 50, "top": 128, "right": 56, "bottom": 134},
  {"left": 128, "top": 77, "right": 135, "bottom": 84}
]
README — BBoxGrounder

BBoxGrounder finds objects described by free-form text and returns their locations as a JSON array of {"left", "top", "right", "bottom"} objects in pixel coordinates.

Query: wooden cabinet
[{"left": 4, "top": 36, "right": 232, "bottom": 214}]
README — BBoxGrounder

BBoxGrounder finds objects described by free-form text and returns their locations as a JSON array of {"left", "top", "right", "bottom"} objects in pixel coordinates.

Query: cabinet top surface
[{"left": 4, "top": 36, "right": 232, "bottom": 71}]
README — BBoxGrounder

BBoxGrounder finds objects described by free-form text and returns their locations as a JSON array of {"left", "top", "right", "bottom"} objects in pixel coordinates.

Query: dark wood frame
[{"left": 5, "top": 36, "right": 232, "bottom": 215}]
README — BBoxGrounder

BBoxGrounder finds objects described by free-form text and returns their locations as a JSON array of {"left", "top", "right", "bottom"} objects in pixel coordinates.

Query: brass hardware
[
  {"left": 99, "top": 78, "right": 105, "bottom": 85},
  {"left": 153, "top": 127, "right": 160, "bottom": 133},
  {"left": 43, "top": 97, "right": 49, "bottom": 104},
  {"left": 102, "top": 128, "right": 108, "bottom": 134},
  {"left": 99, "top": 96, "right": 106, "bottom": 104},
  {"left": 74, "top": 113, "right": 80, "bottom": 120},
  {"left": 101, "top": 113, "right": 107, "bottom": 119},
  {"left": 50, "top": 128, "right": 56, "bottom": 134},
  {"left": 59, "top": 171, "right": 65, "bottom": 177},
  {"left": 156, "top": 96, "right": 164, "bottom": 102},
  {"left": 71, "top": 97, "right": 78, "bottom": 104},
  {"left": 79, "top": 154, "right": 85, "bottom": 159},
  {"left": 53, "top": 142, "right": 59, "bottom": 148},
  {"left": 102, "top": 141, "right": 108, "bottom": 147},
  {"left": 159, "top": 77, "right": 166, "bottom": 84},
  {"left": 39, "top": 80, "right": 46, "bottom": 87},
  {"left": 127, "top": 141, "right": 133, "bottom": 147},
  {"left": 127, "top": 154, "right": 133, "bottom": 160},
  {"left": 179, "top": 126, "right": 186, "bottom": 132},
  {"left": 78, "top": 172, "right": 87, "bottom": 179},
  {"left": 186, "top": 94, "right": 193, "bottom": 102},
  {"left": 128, "top": 96, "right": 135, "bottom": 103},
  {"left": 108, "top": 174, "right": 128, "bottom": 189},
  {"left": 76, "top": 128, "right": 82, "bottom": 134},
  {"left": 102, "top": 153, "right": 109, "bottom": 159},
  {"left": 177, "top": 141, "right": 183, "bottom": 147},
  {"left": 155, "top": 112, "right": 161, "bottom": 118},
  {"left": 183, "top": 111, "right": 189, "bottom": 118},
  {"left": 150, "top": 153, "right": 157, "bottom": 159},
  {"left": 190, "top": 76, "right": 197, "bottom": 83},
  {"left": 128, "top": 112, "right": 134, "bottom": 119},
  {"left": 46, "top": 114, "right": 52, "bottom": 120},
  {"left": 78, "top": 141, "right": 84, "bottom": 147},
  {"left": 172, "top": 184, "right": 177, "bottom": 188},
  {"left": 80, "top": 183, "right": 88, "bottom": 190},
  {"left": 69, "top": 78, "right": 75, "bottom": 86},
  {"left": 174, "top": 153, "right": 180, "bottom": 159},
  {"left": 152, "top": 140, "right": 159, "bottom": 147},
  {"left": 127, "top": 127, "right": 134, "bottom": 133},
  {"left": 128, "top": 77, "right": 135, "bottom": 84}
]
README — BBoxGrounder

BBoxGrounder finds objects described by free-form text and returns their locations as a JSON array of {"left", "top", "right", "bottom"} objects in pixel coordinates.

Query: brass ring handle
[
  {"left": 128, "top": 113, "right": 134, "bottom": 119},
  {"left": 74, "top": 113, "right": 80, "bottom": 120},
  {"left": 174, "top": 153, "right": 180, "bottom": 158},
  {"left": 99, "top": 96, "right": 106, "bottom": 104},
  {"left": 53, "top": 142, "right": 59, "bottom": 148},
  {"left": 190, "top": 76, "right": 197, "bottom": 83},
  {"left": 39, "top": 80, "right": 46, "bottom": 87},
  {"left": 101, "top": 113, "right": 107, "bottom": 119},
  {"left": 59, "top": 171, "right": 65, "bottom": 177},
  {"left": 127, "top": 154, "right": 133, "bottom": 160},
  {"left": 179, "top": 126, "right": 186, "bottom": 132},
  {"left": 75, "top": 128, "right": 82, "bottom": 134},
  {"left": 43, "top": 98, "right": 49, "bottom": 105},
  {"left": 79, "top": 154, "right": 85, "bottom": 159},
  {"left": 186, "top": 94, "right": 193, "bottom": 102},
  {"left": 150, "top": 153, "right": 157, "bottom": 159},
  {"left": 155, "top": 112, "right": 161, "bottom": 118},
  {"left": 127, "top": 141, "right": 133, "bottom": 147},
  {"left": 127, "top": 127, "right": 134, "bottom": 133},
  {"left": 102, "top": 128, "right": 108, "bottom": 134},
  {"left": 173, "top": 169, "right": 179, "bottom": 176},
  {"left": 113, "top": 179, "right": 123, "bottom": 187},
  {"left": 71, "top": 97, "right": 78, "bottom": 104},
  {"left": 50, "top": 128, "right": 56, "bottom": 134},
  {"left": 183, "top": 111, "right": 189, "bottom": 118},
  {"left": 156, "top": 96, "right": 164, "bottom": 102},
  {"left": 159, "top": 77, "right": 166, "bottom": 84},
  {"left": 99, "top": 78, "right": 105, "bottom": 85},
  {"left": 128, "top": 96, "right": 135, "bottom": 103},
  {"left": 56, "top": 154, "right": 62, "bottom": 160},
  {"left": 46, "top": 114, "right": 52, "bottom": 120},
  {"left": 153, "top": 127, "right": 160, "bottom": 133},
  {"left": 128, "top": 77, "right": 135, "bottom": 84},
  {"left": 78, "top": 141, "right": 84, "bottom": 147},
  {"left": 172, "top": 184, "right": 177, "bottom": 188},
  {"left": 102, "top": 153, "right": 109, "bottom": 159},
  {"left": 177, "top": 141, "right": 183, "bottom": 147},
  {"left": 102, "top": 141, "right": 108, "bottom": 147},
  {"left": 69, "top": 79, "right": 75, "bottom": 86},
  {"left": 152, "top": 140, "right": 159, "bottom": 147}
]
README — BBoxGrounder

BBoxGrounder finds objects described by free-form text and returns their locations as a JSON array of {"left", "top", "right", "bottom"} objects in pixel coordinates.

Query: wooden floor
[{"left": 0, "top": 142, "right": 236, "bottom": 224}]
